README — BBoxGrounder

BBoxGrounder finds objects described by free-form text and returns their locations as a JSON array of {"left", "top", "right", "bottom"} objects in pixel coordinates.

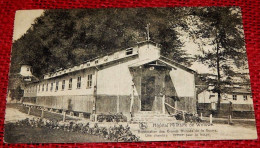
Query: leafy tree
[
  {"left": 10, "top": 86, "right": 24, "bottom": 101},
  {"left": 187, "top": 7, "right": 247, "bottom": 114},
  {"left": 10, "top": 8, "right": 193, "bottom": 78}
]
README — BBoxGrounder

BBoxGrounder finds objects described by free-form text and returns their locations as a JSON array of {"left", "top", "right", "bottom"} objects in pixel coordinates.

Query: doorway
[{"left": 141, "top": 76, "right": 155, "bottom": 111}]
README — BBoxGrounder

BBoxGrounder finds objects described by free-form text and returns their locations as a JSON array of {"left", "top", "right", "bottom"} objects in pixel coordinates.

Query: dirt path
[{"left": 4, "top": 107, "right": 33, "bottom": 124}]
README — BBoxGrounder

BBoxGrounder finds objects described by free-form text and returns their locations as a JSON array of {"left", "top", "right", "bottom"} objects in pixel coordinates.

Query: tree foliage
[
  {"left": 186, "top": 7, "right": 247, "bottom": 113},
  {"left": 10, "top": 8, "right": 194, "bottom": 78}
]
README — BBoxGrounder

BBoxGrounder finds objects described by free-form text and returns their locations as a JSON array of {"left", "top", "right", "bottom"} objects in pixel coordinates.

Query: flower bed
[
  {"left": 12, "top": 117, "right": 139, "bottom": 142},
  {"left": 175, "top": 112, "right": 202, "bottom": 123},
  {"left": 96, "top": 113, "right": 127, "bottom": 122}
]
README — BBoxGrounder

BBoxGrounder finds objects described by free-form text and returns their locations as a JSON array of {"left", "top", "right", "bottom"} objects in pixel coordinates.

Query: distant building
[
  {"left": 20, "top": 64, "right": 33, "bottom": 77},
  {"left": 197, "top": 86, "right": 254, "bottom": 118},
  {"left": 22, "top": 41, "right": 197, "bottom": 120},
  {"left": 7, "top": 62, "right": 38, "bottom": 103}
]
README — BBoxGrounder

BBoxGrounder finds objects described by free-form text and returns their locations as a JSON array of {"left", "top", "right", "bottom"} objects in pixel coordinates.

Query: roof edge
[{"left": 159, "top": 56, "right": 197, "bottom": 74}]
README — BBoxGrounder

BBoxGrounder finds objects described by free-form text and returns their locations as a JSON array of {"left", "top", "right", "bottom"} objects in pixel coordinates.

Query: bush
[
  {"left": 175, "top": 112, "right": 202, "bottom": 123},
  {"left": 97, "top": 113, "right": 127, "bottom": 122},
  {"left": 14, "top": 117, "right": 139, "bottom": 142}
]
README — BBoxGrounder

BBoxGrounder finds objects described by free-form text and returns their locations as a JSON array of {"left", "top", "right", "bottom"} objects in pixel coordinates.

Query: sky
[{"left": 13, "top": 10, "right": 44, "bottom": 41}]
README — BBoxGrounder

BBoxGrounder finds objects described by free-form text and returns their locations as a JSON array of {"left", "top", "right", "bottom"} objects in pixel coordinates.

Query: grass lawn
[
  {"left": 4, "top": 124, "right": 111, "bottom": 143},
  {"left": 4, "top": 104, "right": 112, "bottom": 143}
]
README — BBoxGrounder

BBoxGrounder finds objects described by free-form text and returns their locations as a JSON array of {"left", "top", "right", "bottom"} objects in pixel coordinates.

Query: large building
[{"left": 22, "top": 41, "right": 197, "bottom": 119}]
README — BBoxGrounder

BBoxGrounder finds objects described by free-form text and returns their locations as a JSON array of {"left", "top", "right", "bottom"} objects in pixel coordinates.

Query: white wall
[
  {"left": 97, "top": 59, "right": 139, "bottom": 96},
  {"left": 169, "top": 67, "right": 195, "bottom": 97},
  {"left": 25, "top": 68, "right": 96, "bottom": 97},
  {"left": 224, "top": 94, "right": 253, "bottom": 104},
  {"left": 24, "top": 43, "right": 195, "bottom": 99},
  {"left": 97, "top": 43, "right": 161, "bottom": 96},
  {"left": 20, "top": 65, "right": 32, "bottom": 76},
  {"left": 198, "top": 90, "right": 253, "bottom": 105},
  {"left": 138, "top": 43, "right": 160, "bottom": 61},
  {"left": 198, "top": 91, "right": 218, "bottom": 103}
]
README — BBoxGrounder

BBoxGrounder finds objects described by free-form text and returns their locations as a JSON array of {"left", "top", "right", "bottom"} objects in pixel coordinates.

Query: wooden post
[
  {"left": 162, "top": 95, "right": 166, "bottom": 114},
  {"left": 92, "top": 67, "right": 98, "bottom": 114},
  {"left": 79, "top": 113, "right": 84, "bottom": 118},
  {"left": 70, "top": 111, "right": 74, "bottom": 116},
  {"left": 62, "top": 111, "right": 66, "bottom": 122},
  {"left": 228, "top": 115, "right": 232, "bottom": 125},
  {"left": 182, "top": 111, "right": 185, "bottom": 122},
  {"left": 117, "top": 96, "right": 120, "bottom": 113},
  {"left": 200, "top": 113, "right": 203, "bottom": 120},
  {"left": 95, "top": 114, "right": 98, "bottom": 122},
  {"left": 41, "top": 109, "right": 44, "bottom": 118},
  {"left": 28, "top": 106, "right": 31, "bottom": 115},
  {"left": 174, "top": 101, "right": 177, "bottom": 114},
  {"left": 210, "top": 114, "right": 213, "bottom": 124},
  {"left": 116, "top": 62, "right": 120, "bottom": 113},
  {"left": 162, "top": 75, "right": 166, "bottom": 114},
  {"left": 130, "top": 83, "right": 135, "bottom": 118}
]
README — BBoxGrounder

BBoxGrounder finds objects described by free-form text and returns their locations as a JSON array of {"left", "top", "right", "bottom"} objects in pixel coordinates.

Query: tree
[
  {"left": 10, "top": 86, "right": 24, "bottom": 101},
  {"left": 10, "top": 8, "right": 193, "bottom": 78},
  {"left": 187, "top": 7, "right": 247, "bottom": 114}
]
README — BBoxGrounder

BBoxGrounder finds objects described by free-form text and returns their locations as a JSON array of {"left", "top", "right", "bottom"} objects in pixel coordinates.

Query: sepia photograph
[{"left": 4, "top": 7, "right": 257, "bottom": 143}]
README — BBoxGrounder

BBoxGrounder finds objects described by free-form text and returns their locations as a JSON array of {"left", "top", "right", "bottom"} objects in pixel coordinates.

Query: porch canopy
[{"left": 128, "top": 58, "right": 176, "bottom": 70}]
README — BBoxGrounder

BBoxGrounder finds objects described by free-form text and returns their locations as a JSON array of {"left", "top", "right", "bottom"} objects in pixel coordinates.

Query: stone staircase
[{"left": 131, "top": 111, "right": 180, "bottom": 123}]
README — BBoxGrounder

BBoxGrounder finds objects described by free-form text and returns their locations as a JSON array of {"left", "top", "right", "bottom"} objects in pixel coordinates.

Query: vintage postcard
[{"left": 4, "top": 7, "right": 257, "bottom": 143}]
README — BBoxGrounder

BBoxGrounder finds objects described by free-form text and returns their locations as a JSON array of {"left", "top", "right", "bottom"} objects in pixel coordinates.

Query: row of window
[
  {"left": 232, "top": 95, "right": 251, "bottom": 101},
  {"left": 87, "top": 49, "right": 133, "bottom": 64},
  {"left": 26, "top": 74, "right": 93, "bottom": 93}
]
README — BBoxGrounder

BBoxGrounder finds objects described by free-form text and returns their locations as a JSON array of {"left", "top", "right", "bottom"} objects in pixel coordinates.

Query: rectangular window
[
  {"left": 77, "top": 76, "right": 81, "bottom": 89},
  {"left": 69, "top": 78, "right": 72, "bottom": 90},
  {"left": 50, "top": 83, "right": 53, "bottom": 91},
  {"left": 126, "top": 48, "right": 133, "bottom": 55},
  {"left": 55, "top": 81, "right": 59, "bottom": 91},
  {"left": 46, "top": 83, "right": 48, "bottom": 91},
  {"left": 87, "top": 74, "right": 92, "bottom": 88},
  {"left": 42, "top": 84, "right": 44, "bottom": 92},
  {"left": 38, "top": 85, "right": 40, "bottom": 92},
  {"left": 62, "top": 80, "right": 65, "bottom": 90},
  {"left": 232, "top": 95, "right": 237, "bottom": 100},
  {"left": 243, "top": 95, "right": 248, "bottom": 101}
]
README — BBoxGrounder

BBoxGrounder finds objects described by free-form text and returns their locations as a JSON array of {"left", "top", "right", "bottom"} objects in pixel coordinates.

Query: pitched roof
[{"left": 128, "top": 56, "right": 196, "bottom": 74}]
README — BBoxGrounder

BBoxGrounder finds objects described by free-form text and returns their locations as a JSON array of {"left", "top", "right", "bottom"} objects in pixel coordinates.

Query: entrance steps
[{"left": 131, "top": 111, "right": 180, "bottom": 123}]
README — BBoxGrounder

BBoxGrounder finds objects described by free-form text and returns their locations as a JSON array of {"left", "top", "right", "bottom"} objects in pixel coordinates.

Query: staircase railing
[
  {"left": 165, "top": 102, "right": 188, "bottom": 121},
  {"left": 164, "top": 102, "right": 187, "bottom": 114}
]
